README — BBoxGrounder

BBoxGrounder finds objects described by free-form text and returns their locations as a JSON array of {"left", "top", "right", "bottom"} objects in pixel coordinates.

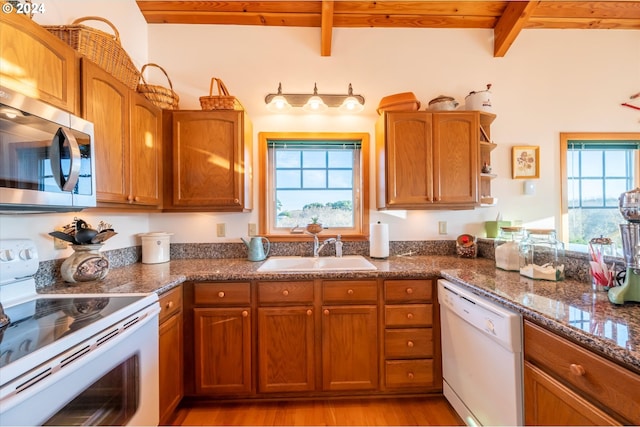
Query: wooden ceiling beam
[
  {"left": 494, "top": 1, "right": 540, "bottom": 57},
  {"left": 321, "top": 0, "right": 334, "bottom": 56}
]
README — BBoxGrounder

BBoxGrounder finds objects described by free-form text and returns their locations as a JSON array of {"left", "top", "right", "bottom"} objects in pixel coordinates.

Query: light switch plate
[
  {"left": 248, "top": 223, "right": 257, "bottom": 236},
  {"left": 217, "top": 223, "right": 226, "bottom": 237}
]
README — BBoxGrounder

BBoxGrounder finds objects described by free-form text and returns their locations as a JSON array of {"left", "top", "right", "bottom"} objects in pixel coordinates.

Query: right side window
[{"left": 560, "top": 133, "right": 640, "bottom": 251}]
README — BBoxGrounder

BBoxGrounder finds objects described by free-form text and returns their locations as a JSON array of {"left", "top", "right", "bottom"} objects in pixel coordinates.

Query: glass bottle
[
  {"left": 519, "top": 229, "right": 565, "bottom": 281},
  {"left": 494, "top": 226, "right": 526, "bottom": 271}
]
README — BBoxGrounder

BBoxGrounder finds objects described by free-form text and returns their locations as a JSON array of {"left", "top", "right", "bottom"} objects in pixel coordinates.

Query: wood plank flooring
[{"left": 168, "top": 397, "right": 464, "bottom": 426}]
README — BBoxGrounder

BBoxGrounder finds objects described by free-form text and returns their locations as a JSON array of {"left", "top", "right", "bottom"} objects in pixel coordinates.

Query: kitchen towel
[{"left": 370, "top": 221, "right": 389, "bottom": 258}]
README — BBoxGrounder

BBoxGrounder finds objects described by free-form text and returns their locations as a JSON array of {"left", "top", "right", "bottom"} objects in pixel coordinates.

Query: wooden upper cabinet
[
  {"left": 130, "top": 93, "right": 162, "bottom": 206},
  {"left": 432, "top": 112, "right": 478, "bottom": 204},
  {"left": 82, "top": 59, "right": 161, "bottom": 208},
  {"left": 163, "top": 110, "right": 253, "bottom": 211},
  {"left": 0, "top": 12, "right": 78, "bottom": 113},
  {"left": 376, "top": 111, "right": 484, "bottom": 209}
]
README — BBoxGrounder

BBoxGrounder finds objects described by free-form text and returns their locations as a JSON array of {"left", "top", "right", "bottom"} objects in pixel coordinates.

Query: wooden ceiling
[{"left": 136, "top": 1, "right": 640, "bottom": 57}]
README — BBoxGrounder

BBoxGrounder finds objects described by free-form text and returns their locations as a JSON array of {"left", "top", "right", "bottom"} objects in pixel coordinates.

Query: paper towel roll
[{"left": 370, "top": 222, "right": 389, "bottom": 258}]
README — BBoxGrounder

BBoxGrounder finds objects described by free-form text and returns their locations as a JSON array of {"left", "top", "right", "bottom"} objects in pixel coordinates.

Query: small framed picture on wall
[{"left": 512, "top": 146, "right": 540, "bottom": 179}]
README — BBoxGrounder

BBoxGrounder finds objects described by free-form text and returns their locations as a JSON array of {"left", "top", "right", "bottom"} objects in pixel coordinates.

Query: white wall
[{"left": 2, "top": 0, "right": 638, "bottom": 261}]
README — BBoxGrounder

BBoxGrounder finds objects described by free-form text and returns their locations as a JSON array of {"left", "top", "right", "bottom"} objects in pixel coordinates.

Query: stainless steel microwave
[{"left": 0, "top": 86, "right": 96, "bottom": 213}]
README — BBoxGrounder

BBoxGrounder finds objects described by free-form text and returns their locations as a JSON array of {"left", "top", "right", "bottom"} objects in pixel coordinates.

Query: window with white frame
[
  {"left": 259, "top": 132, "right": 369, "bottom": 238},
  {"left": 561, "top": 133, "right": 640, "bottom": 252}
]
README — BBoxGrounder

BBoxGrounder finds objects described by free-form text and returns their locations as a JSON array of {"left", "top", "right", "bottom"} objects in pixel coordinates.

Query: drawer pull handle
[
  {"left": 282, "top": 290, "right": 289, "bottom": 296},
  {"left": 407, "top": 372, "right": 414, "bottom": 380},
  {"left": 307, "top": 309, "right": 313, "bottom": 316},
  {"left": 569, "top": 363, "right": 585, "bottom": 376},
  {"left": 218, "top": 291, "right": 225, "bottom": 298},
  {"left": 324, "top": 309, "right": 330, "bottom": 316},
  {"left": 165, "top": 301, "right": 174, "bottom": 310},
  {"left": 406, "top": 288, "right": 413, "bottom": 295},
  {"left": 407, "top": 340, "right": 414, "bottom": 348},
  {"left": 242, "top": 310, "right": 249, "bottom": 318},
  {"left": 407, "top": 313, "right": 414, "bottom": 320},
  {"left": 347, "top": 289, "right": 354, "bottom": 295}
]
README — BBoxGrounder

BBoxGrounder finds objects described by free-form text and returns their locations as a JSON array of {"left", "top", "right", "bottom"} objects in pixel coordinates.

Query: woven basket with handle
[
  {"left": 199, "top": 77, "right": 237, "bottom": 110},
  {"left": 44, "top": 16, "right": 140, "bottom": 90},
  {"left": 137, "top": 63, "right": 179, "bottom": 110}
]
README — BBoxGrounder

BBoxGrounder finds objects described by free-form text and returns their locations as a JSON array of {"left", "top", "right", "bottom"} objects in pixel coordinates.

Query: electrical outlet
[
  {"left": 438, "top": 221, "right": 447, "bottom": 235},
  {"left": 248, "top": 223, "right": 257, "bottom": 236},
  {"left": 216, "top": 223, "right": 226, "bottom": 237}
]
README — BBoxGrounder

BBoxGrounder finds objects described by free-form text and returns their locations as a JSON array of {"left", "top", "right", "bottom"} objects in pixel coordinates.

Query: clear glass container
[
  {"left": 519, "top": 229, "right": 565, "bottom": 281},
  {"left": 456, "top": 234, "right": 477, "bottom": 258},
  {"left": 494, "top": 226, "right": 526, "bottom": 271}
]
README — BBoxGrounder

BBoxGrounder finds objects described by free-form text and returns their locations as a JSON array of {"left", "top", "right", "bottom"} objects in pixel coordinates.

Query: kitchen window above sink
[{"left": 257, "top": 255, "right": 376, "bottom": 272}]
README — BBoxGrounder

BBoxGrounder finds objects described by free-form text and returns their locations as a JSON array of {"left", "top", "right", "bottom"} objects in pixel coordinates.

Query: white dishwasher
[{"left": 438, "top": 279, "right": 523, "bottom": 426}]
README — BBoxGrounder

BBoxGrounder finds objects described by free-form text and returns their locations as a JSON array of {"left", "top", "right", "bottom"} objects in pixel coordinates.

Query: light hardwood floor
[{"left": 168, "top": 397, "right": 464, "bottom": 426}]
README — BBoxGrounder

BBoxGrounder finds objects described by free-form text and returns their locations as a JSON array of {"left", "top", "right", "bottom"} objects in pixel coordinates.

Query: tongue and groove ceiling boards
[{"left": 136, "top": 1, "right": 640, "bottom": 56}]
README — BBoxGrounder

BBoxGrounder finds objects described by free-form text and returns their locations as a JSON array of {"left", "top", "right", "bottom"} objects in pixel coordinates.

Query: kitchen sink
[{"left": 257, "top": 255, "right": 377, "bottom": 272}]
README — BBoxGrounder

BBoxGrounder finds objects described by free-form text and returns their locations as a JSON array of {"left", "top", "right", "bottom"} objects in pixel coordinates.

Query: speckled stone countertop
[{"left": 41, "top": 255, "right": 640, "bottom": 374}]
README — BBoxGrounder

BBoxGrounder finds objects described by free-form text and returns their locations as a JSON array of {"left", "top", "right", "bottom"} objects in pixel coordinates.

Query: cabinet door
[
  {"left": 169, "top": 111, "right": 247, "bottom": 210},
  {"left": 258, "top": 307, "right": 315, "bottom": 393},
  {"left": 524, "top": 362, "right": 619, "bottom": 426},
  {"left": 82, "top": 59, "right": 130, "bottom": 204},
  {"left": 130, "top": 93, "right": 162, "bottom": 206},
  {"left": 321, "top": 305, "right": 378, "bottom": 391},
  {"left": 0, "top": 12, "right": 77, "bottom": 113},
  {"left": 194, "top": 307, "right": 251, "bottom": 394},
  {"left": 382, "top": 112, "right": 433, "bottom": 207},
  {"left": 159, "top": 311, "right": 183, "bottom": 424},
  {"left": 432, "top": 112, "right": 478, "bottom": 204}
]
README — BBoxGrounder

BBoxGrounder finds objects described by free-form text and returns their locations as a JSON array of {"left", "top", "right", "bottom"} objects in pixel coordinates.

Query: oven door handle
[{"left": 50, "top": 127, "right": 81, "bottom": 192}]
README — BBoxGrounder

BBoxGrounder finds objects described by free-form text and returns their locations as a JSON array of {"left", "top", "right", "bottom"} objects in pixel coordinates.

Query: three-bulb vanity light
[{"left": 265, "top": 82, "right": 365, "bottom": 113}]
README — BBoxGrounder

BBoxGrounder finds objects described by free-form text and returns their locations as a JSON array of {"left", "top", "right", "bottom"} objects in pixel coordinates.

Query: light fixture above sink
[{"left": 257, "top": 255, "right": 376, "bottom": 272}]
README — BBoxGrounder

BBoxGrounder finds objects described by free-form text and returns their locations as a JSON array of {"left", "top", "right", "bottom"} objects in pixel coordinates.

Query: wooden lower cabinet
[
  {"left": 258, "top": 307, "right": 315, "bottom": 392},
  {"left": 158, "top": 286, "right": 183, "bottom": 425},
  {"left": 524, "top": 362, "right": 618, "bottom": 426},
  {"left": 321, "top": 304, "right": 378, "bottom": 391},
  {"left": 192, "top": 282, "right": 252, "bottom": 395},
  {"left": 524, "top": 320, "right": 640, "bottom": 425}
]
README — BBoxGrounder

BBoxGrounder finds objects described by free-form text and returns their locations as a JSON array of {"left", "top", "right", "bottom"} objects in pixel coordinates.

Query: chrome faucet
[{"left": 305, "top": 231, "right": 339, "bottom": 257}]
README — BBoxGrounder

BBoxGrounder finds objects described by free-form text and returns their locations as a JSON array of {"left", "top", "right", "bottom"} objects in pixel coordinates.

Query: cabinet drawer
[
  {"left": 258, "top": 281, "right": 314, "bottom": 304},
  {"left": 385, "top": 359, "right": 434, "bottom": 388},
  {"left": 322, "top": 280, "right": 377, "bottom": 304},
  {"left": 384, "top": 280, "right": 432, "bottom": 303},
  {"left": 385, "top": 304, "right": 432, "bottom": 327},
  {"left": 194, "top": 282, "right": 251, "bottom": 305},
  {"left": 158, "top": 286, "right": 182, "bottom": 323},
  {"left": 525, "top": 321, "right": 640, "bottom": 424},
  {"left": 385, "top": 328, "right": 433, "bottom": 358}
]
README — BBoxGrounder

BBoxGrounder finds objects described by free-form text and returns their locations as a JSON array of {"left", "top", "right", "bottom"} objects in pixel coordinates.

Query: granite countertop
[{"left": 41, "top": 255, "right": 640, "bottom": 373}]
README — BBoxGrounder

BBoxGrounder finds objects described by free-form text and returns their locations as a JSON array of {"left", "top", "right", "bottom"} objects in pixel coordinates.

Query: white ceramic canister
[
  {"left": 140, "top": 232, "right": 173, "bottom": 264},
  {"left": 465, "top": 83, "right": 492, "bottom": 112}
]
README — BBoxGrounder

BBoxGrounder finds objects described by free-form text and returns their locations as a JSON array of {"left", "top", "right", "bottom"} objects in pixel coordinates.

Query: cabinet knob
[
  {"left": 406, "top": 313, "right": 414, "bottom": 320},
  {"left": 407, "top": 340, "right": 414, "bottom": 348},
  {"left": 282, "top": 290, "right": 289, "bottom": 296},
  {"left": 307, "top": 309, "right": 313, "bottom": 316},
  {"left": 165, "top": 301, "right": 174, "bottom": 310},
  {"left": 242, "top": 310, "right": 249, "bottom": 318},
  {"left": 406, "top": 287, "right": 413, "bottom": 295},
  {"left": 127, "top": 195, "right": 134, "bottom": 202},
  {"left": 218, "top": 291, "right": 225, "bottom": 298},
  {"left": 407, "top": 372, "right": 415, "bottom": 380},
  {"left": 347, "top": 289, "right": 354, "bottom": 295},
  {"left": 234, "top": 198, "right": 239, "bottom": 204},
  {"left": 134, "top": 196, "right": 140, "bottom": 202},
  {"left": 323, "top": 309, "right": 330, "bottom": 316},
  {"left": 569, "top": 363, "right": 586, "bottom": 376}
]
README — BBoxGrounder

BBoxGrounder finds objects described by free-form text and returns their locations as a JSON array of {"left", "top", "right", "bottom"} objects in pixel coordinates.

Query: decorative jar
[
  {"left": 494, "top": 226, "right": 526, "bottom": 271},
  {"left": 456, "top": 234, "right": 477, "bottom": 258},
  {"left": 519, "top": 229, "right": 565, "bottom": 281},
  {"left": 61, "top": 244, "right": 109, "bottom": 283}
]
